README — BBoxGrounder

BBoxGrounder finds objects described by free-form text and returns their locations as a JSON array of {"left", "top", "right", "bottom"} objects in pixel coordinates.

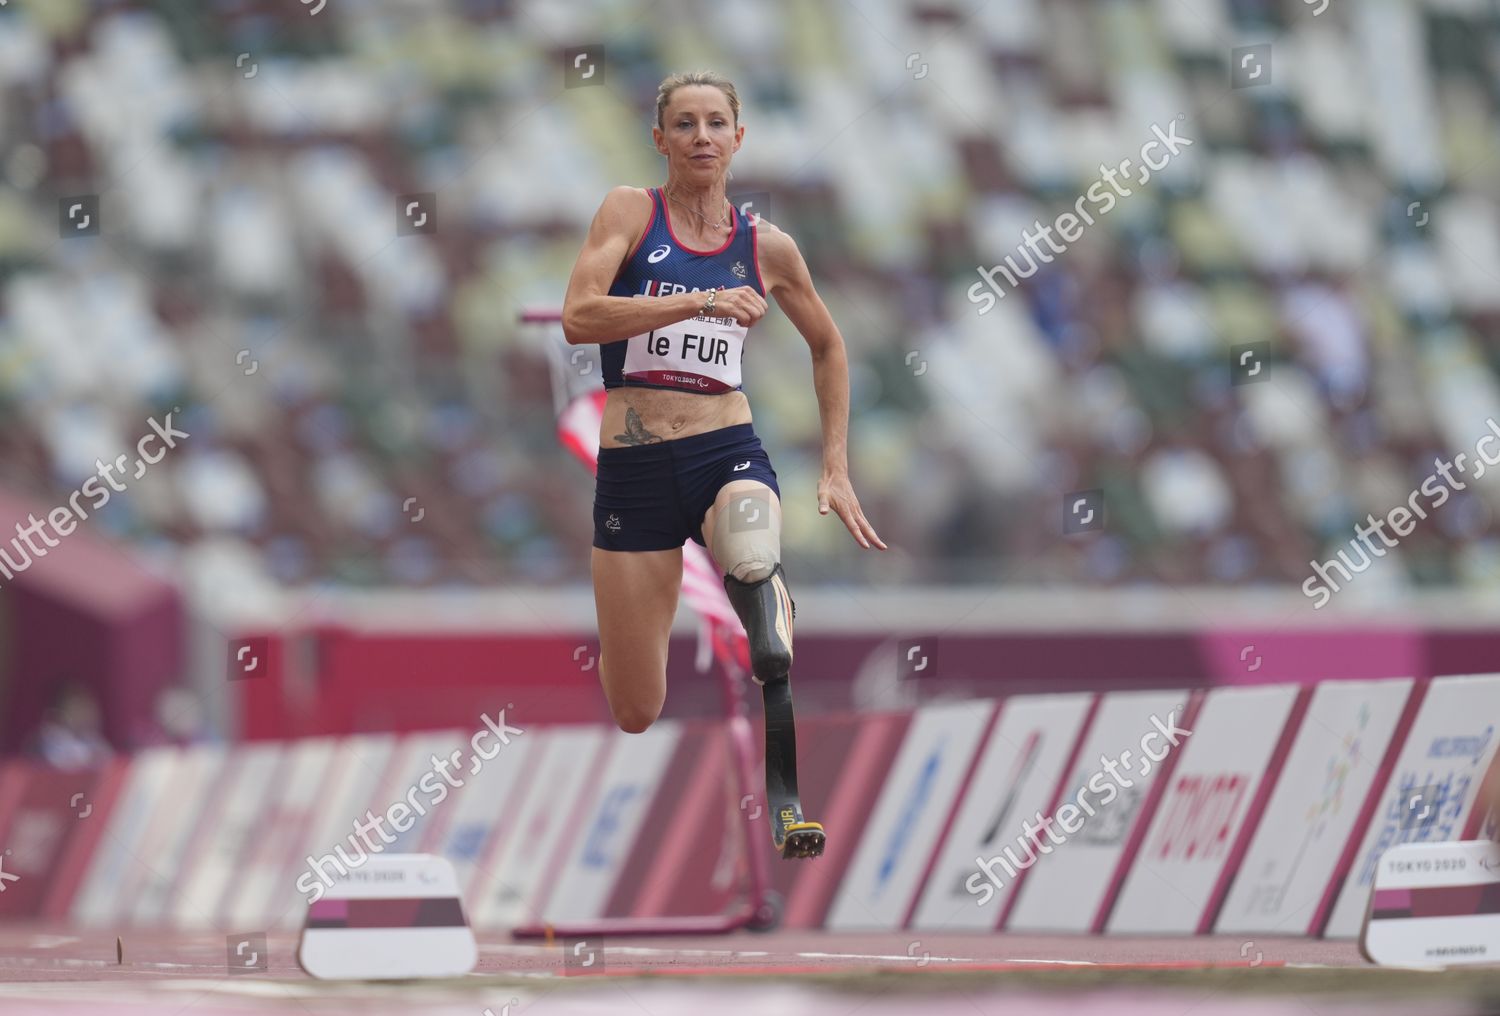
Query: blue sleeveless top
[{"left": 601, "top": 187, "right": 766, "bottom": 394}]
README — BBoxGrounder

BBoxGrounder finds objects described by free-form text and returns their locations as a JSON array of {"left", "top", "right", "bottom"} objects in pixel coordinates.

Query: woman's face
[{"left": 654, "top": 85, "right": 742, "bottom": 180}]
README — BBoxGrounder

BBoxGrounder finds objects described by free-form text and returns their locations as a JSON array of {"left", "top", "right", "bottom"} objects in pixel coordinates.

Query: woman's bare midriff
[{"left": 600, "top": 387, "right": 752, "bottom": 448}]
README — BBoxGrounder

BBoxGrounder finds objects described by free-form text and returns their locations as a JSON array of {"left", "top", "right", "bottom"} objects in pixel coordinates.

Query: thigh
[
  {"left": 701, "top": 479, "right": 782, "bottom": 575},
  {"left": 590, "top": 545, "right": 683, "bottom": 723}
]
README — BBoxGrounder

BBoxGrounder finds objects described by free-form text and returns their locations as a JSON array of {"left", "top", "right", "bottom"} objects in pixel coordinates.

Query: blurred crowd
[{"left": 0, "top": 0, "right": 1498, "bottom": 596}]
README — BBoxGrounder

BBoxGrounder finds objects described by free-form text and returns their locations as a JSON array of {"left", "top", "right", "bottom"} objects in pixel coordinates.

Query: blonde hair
[{"left": 655, "top": 71, "right": 741, "bottom": 129}]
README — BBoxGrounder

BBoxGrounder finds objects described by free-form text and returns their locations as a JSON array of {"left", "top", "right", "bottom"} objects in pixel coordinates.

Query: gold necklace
[{"left": 666, "top": 187, "right": 731, "bottom": 232}]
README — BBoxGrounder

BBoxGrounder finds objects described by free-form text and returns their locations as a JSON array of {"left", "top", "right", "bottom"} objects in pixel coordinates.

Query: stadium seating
[{"left": 0, "top": 0, "right": 1495, "bottom": 596}]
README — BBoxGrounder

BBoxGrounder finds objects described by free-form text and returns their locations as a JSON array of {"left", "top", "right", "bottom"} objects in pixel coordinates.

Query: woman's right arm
[{"left": 560, "top": 187, "right": 703, "bottom": 345}]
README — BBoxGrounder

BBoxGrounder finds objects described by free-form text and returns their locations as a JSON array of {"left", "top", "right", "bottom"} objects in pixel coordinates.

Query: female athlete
[{"left": 560, "top": 70, "right": 886, "bottom": 858}]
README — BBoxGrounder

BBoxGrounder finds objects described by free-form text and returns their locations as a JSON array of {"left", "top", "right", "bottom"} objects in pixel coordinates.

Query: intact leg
[
  {"left": 703, "top": 481, "right": 824, "bottom": 858},
  {"left": 590, "top": 546, "right": 683, "bottom": 733}
]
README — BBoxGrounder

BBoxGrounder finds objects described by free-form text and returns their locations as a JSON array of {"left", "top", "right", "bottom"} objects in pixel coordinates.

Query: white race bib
[{"left": 622, "top": 313, "right": 746, "bottom": 393}]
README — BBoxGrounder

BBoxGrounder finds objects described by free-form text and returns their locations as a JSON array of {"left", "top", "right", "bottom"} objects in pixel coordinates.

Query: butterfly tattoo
[{"left": 613, "top": 407, "right": 664, "bottom": 445}]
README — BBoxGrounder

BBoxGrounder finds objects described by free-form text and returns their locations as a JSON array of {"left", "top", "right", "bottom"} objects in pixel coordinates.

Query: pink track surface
[{"left": 0, "top": 926, "right": 1492, "bottom": 1015}]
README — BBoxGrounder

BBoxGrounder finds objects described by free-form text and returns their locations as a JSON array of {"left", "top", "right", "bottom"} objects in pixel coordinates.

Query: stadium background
[
  {"left": 2, "top": 0, "right": 1498, "bottom": 740},
  {"left": 0, "top": 0, "right": 1499, "bottom": 1011}
]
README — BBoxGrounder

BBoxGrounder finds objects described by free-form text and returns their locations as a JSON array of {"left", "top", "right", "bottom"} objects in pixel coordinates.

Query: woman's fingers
[
  {"left": 717, "top": 287, "right": 765, "bottom": 326},
  {"left": 836, "top": 501, "right": 868, "bottom": 547},
  {"left": 828, "top": 497, "right": 872, "bottom": 549},
  {"left": 818, "top": 481, "right": 884, "bottom": 550}
]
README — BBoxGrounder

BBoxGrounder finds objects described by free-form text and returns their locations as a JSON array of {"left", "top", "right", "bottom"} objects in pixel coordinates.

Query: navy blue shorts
[{"left": 593, "top": 423, "right": 781, "bottom": 552}]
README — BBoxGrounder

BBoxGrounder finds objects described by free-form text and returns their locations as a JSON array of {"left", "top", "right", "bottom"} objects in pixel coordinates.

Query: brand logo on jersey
[
  {"left": 647, "top": 244, "right": 671, "bottom": 264},
  {"left": 604, "top": 514, "right": 622, "bottom": 533},
  {"left": 733, "top": 461, "right": 751, "bottom": 472},
  {"left": 731, "top": 260, "right": 747, "bottom": 279}
]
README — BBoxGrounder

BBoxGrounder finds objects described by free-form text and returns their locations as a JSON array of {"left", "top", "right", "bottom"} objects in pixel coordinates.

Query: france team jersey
[{"left": 601, "top": 186, "right": 766, "bottom": 394}]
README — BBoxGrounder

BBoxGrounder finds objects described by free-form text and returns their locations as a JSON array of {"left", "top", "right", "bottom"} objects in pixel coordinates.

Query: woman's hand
[
  {"left": 818, "top": 469, "right": 887, "bottom": 550},
  {"left": 712, "top": 286, "right": 768, "bottom": 327}
]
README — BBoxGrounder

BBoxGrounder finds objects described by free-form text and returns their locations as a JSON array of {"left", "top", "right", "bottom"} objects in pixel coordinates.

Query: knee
[
  {"left": 612, "top": 705, "right": 660, "bottom": 729},
  {"left": 610, "top": 701, "right": 662, "bottom": 734},
  {"left": 597, "top": 654, "right": 665, "bottom": 733}
]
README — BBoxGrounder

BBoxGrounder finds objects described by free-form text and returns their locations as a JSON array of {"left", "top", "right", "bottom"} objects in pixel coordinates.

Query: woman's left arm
[{"left": 760, "top": 227, "right": 887, "bottom": 551}]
